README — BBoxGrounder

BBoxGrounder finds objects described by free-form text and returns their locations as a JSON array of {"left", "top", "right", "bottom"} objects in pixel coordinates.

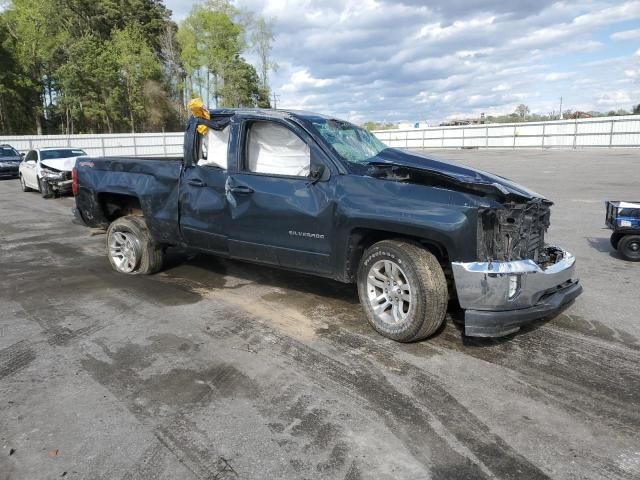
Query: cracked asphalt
[{"left": 0, "top": 149, "right": 639, "bottom": 480}]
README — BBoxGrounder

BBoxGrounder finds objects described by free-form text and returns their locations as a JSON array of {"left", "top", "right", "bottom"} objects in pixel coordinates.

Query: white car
[{"left": 19, "top": 147, "right": 87, "bottom": 198}]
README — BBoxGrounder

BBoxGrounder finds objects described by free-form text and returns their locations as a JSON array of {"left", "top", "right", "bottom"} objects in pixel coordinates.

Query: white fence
[
  {"left": 1, "top": 114, "right": 639, "bottom": 155},
  {"left": 373, "top": 115, "right": 640, "bottom": 149},
  {"left": 0, "top": 132, "right": 184, "bottom": 157}
]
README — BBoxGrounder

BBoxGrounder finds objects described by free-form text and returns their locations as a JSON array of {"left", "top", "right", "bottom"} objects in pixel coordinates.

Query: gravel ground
[{"left": 0, "top": 149, "right": 639, "bottom": 480}]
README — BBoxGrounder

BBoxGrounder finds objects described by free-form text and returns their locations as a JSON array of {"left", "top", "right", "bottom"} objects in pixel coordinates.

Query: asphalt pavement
[{"left": 0, "top": 149, "right": 639, "bottom": 480}]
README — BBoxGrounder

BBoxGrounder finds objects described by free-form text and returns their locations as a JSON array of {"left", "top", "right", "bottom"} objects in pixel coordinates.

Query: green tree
[
  {"left": 55, "top": 34, "right": 122, "bottom": 133},
  {"left": 63, "top": 0, "right": 172, "bottom": 53},
  {"left": 221, "top": 56, "right": 269, "bottom": 107},
  {"left": 179, "top": 3, "right": 244, "bottom": 107},
  {"left": 0, "top": 14, "right": 34, "bottom": 133},
  {"left": 176, "top": 22, "right": 199, "bottom": 101},
  {"left": 3, "top": 0, "right": 67, "bottom": 133},
  {"left": 158, "top": 23, "right": 186, "bottom": 121},
  {"left": 108, "top": 24, "right": 163, "bottom": 132},
  {"left": 515, "top": 104, "right": 530, "bottom": 120},
  {"left": 633, "top": 104, "right": 640, "bottom": 115},
  {"left": 250, "top": 17, "right": 277, "bottom": 90},
  {"left": 0, "top": 0, "right": 269, "bottom": 134}
]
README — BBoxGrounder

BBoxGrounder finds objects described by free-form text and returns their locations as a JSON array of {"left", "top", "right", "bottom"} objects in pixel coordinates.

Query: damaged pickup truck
[{"left": 72, "top": 108, "right": 582, "bottom": 341}]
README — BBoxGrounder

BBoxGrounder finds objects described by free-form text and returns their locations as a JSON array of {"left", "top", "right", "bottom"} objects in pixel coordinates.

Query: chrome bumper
[{"left": 451, "top": 246, "right": 581, "bottom": 337}]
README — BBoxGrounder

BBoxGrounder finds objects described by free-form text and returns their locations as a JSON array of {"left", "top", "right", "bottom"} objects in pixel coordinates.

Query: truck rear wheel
[
  {"left": 106, "top": 216, "right": 164, "bottom": 274},
  {"left": 357, "top": 239, "right": 448, "bottom": 342},
  {"left": 618, "top": 235, "right": 640, "bottom": 262}
]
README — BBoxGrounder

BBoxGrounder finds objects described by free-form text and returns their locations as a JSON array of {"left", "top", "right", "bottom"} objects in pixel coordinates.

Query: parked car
[
  {"left": 0, "top": 144, "right": 22, "bottom": 179},
  {"left": 19, "top": 147, "right": 87, "bottom": 198},
  {"left": 606, "top": 200, "right": 640, "bottom": 261},
  {"left": 72, "top": 109, "right": 582, "bottom": 342}
]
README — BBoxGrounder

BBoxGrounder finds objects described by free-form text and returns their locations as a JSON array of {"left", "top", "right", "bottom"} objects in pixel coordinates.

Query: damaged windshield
[{"left": 310, "top": 119, "right": 387, "bottom": 165}]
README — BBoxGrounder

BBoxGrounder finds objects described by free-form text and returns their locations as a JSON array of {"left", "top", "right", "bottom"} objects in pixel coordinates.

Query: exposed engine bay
[
  {"left": 365, "top": 162, "right": 561, "bottom": 265},
  {"left": 477, "top": 199, "right": 557, "bottom": 264}
]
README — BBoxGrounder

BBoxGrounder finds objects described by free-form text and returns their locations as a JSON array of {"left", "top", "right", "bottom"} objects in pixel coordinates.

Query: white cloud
[
  {"left": 611, "top": 28, "right": 640, "bottom": 40},
  {"left": 492, "top": 83, "right": 511, "bottom": 92},
  {"left": 596, "top": 90, "right": 632, "bottom": 106},
  {"left": 170, "top": 0, "right": 640, "bottom": 121},
  {"left": 281, "top": 70, "right": 336, "bottom": 92},
  {"left": 543, "top": 72, "right": 574, "bottom": 81}
]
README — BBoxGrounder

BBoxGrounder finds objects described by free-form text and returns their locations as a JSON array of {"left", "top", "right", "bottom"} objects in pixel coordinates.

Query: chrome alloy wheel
[
  {"left": 109, "top": 231, "right": 140, "bottom": 273},
  {"left": 366, "top": 259, "right": 413, "bottom": 325}
]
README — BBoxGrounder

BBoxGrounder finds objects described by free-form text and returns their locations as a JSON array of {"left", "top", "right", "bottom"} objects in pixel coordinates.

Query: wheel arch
[
  {"left": 342, "top": 227, "right": 450, "bottom": 283},
  {"left": 97, "top": 192, "right": 144, "bottom": 223}
]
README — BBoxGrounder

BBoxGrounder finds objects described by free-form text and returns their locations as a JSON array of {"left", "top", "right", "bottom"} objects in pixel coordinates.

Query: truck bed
[{"left": 74, "top": 155, "right": 184, "bottom": 244}]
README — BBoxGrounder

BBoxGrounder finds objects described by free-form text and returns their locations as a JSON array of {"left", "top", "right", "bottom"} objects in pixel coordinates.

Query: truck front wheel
[
  {"left": 106, "top": 216, "right": 164, "bottom": 274},
  {"left": 357, "top": 239, "right": 448, "bottom": 342},
  {"left": 618, "top": 235, "right": 640, "bottom": 262}
]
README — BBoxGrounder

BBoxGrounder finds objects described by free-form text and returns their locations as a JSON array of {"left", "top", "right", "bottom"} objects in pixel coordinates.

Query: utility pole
[
  {"left": 558, "top": 96, "right": 563, "bottom": 120},
  {"left": 272, "top": 91, "right": 280, "bottom": 110}
]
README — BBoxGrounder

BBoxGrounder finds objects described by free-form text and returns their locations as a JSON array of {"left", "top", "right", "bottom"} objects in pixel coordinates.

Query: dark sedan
[{"left": 0, "top": 144, "right": 22, "bottom": 178}]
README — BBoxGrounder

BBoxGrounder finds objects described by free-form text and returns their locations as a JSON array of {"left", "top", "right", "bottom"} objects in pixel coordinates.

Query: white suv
[{"left": 19, "top": 147, "right": 87, "bottom": 198}]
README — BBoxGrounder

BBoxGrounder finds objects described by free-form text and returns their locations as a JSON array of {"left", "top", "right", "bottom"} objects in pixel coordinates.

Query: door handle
[
  {"left": 229, "top": 185, "right": 254, "bottom": 195},
  {"left": 187, "top": 178, "right": 206, "bottom": 187}
]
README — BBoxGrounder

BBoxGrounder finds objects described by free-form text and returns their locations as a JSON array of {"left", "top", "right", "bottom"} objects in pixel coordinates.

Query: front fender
[{"left": 334, "top": 175, "right": 480, "bottom": 261}]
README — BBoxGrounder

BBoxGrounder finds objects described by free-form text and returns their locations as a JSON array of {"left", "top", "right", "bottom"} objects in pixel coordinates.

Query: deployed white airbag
[
  {"left": 248, "top": 123, "right": 310, "bottom": 176},
  {"left": 200, "top": 126, "right": 229, "bottom": 169}
]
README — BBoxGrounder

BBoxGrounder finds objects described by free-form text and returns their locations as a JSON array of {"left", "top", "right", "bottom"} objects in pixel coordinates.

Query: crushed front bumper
[
  {"left": 451, "top": 246, "right": 582, "bottom": 337},
  {"left": 48, "top": 178, "right": 72, "bottom": 192}
]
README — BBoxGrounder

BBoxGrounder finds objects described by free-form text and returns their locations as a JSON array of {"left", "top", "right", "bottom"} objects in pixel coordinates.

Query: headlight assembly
[{"left": 40, "top": 167, "right": 64, "bottom": 180}]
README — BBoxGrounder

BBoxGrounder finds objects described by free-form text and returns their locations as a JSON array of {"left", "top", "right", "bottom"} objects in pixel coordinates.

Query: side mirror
[
  {"left": 20, "top": 152, "right": 25, "bottom": 158},
  {"left": 308, "top": 163, "right": 326, "bottom": 184}
]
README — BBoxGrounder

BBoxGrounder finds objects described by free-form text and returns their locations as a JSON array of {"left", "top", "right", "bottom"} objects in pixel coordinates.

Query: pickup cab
[{"left": 73, "top": 108, "right": 582, "bottom": 341}]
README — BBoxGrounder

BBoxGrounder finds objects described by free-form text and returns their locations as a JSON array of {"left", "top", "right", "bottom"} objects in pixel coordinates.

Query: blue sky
[{"left": 165, "top": 0, "right": 640, "bottom": 124}]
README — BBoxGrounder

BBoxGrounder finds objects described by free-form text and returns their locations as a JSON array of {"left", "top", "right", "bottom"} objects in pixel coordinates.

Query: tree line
[
  {"left": 491, "top": 103, "right": 640, "bottom": 124},
  {"left": 0, "top": 0, "right": 275, "bottom": 135}
]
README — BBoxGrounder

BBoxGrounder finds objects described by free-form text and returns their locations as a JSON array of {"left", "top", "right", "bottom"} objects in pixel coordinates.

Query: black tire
[
  {"left": 610, "top": 232, "right": 624, "bottom": 250},
  {"left": 106, "top": 215, "right": 164, "bottom": 274},
  {"left": 19, "top": 174, "right": 32, "bottom": 192},
  {"left": 618, "top": 235, "right": 640, "bottom": 262},
  {"left": 38, "top": 177, "right": 53, "bottom": 199},
  {"left": 357, "top": 239, "right": 448, "bottom": 342}
]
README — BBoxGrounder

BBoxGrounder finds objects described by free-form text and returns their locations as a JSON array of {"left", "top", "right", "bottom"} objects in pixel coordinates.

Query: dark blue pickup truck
[{"left": 73, "top": 109, "right": 582, "bottom": 341}]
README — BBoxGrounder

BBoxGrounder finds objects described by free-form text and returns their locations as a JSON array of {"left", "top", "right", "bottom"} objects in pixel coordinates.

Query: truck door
[
  {"left": 226, "top": 119, "right": 335, "bottom": 275},
  {"left": 178, "top": 125, "right": 231, "bottom": 253}
]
